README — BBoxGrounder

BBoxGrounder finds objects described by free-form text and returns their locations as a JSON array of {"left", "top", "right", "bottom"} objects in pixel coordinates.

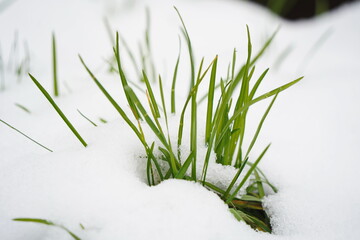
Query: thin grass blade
[
  {"left": 0, "top": 119, "right": 53, "bottom": 152},
  {"left": 52, "top": 33, "right": 59, "bottom": 97},
  {"left": 171, "top": 37, "right": 181, "bottom": 114},
  {"left": 175, "top": 151, "right": 194, "bottom": 179},
  {"left": 15, "top": 103, "right": 31, "bottom": 114},
  {"left": 29, "top": 74, "right": 87, "bottom": 147},
  {"left": 205, "top": 55, "right": 217, "bottom": 144},
  {"left": 174, "top": 7, "right": 195, "bottom": 93},
  {"left": 77, "top": 109, "right": 97, "bottom": 127},
  {"left": 13, "top": 218, "right": 81, "bottom": 240},
  {"left": 244, "top": 94, "right": 278, "bottom": 162},
  {"left": 226, "top": 144, "right": 271, "bottom": 203}
]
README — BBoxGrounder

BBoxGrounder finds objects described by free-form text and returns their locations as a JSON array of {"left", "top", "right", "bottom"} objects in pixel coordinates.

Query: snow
[{"left": 1, "top": 0, "right": 360, "bottom": 239}]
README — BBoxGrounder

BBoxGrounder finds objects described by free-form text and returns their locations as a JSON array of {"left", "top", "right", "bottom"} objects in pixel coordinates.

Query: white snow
[{"left": 1, "top": 0, "right": 360, "bottom": 239}]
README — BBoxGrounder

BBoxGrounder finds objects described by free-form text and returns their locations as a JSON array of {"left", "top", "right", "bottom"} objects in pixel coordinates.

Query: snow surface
[{"left": 1, "top": 0, "right": 360, "bottom": 239}]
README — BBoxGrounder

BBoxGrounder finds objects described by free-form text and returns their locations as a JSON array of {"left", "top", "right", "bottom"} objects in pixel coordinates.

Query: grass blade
[
  {"left": 254, "top": 169, "right": 265, "bottom": 198},
  {"left": 223, "top": 157, "right": 249, "bottom": 199},
  {"left": 205, "top": 55, "right": 218, "bottom": 144},
  {"left": 77, "top": 109, "right": 97, "bottom": 127},
  {"left": 124, "top": 85, "right": 179, "bottom": 175},
  {"left": 15, "top": 103, "right": 31, "bottom": 114},
  {"left": 13, "top": 218, "right": 53, "bottom": 225},
  {"left": 226, "top": 144, "right": 271, "bottom": 203},
  {"left": 144, "top": 7, "right": 157, "bottom": 82},
  {"left": 146, "top": 142, "right": 156, "bottom": 185},
  {"left": 177, "top": 56, "right": 217, "bottom": 148},
  {"left": 114, "top": 32, "right": 141, "bottom": 119},
  {"left": 175, "top": 151, "right": 194, "bottom": 179},
  {"left": 29, "top": 74, "right": 87, "bottom": 147},
  {"left": 52, "top": 32, "right": 59, "bottom": 97},
  {"left": 103, "top": 17, "right": 115, "bottom": 46},
  {"left": 244, "top": 93, "right": 278, "bottom": 162},
  {"left": 250, "top": 26, "right": 279, "bottom": 66},
  {"left": 189, "top": 59, "right": 204, "bottom": 181},
  {"left": 174, "top": 6, "right": 195, "bottom": 93},
  {"left": 231, "top": 48, "right": 237, "bottom": 81},
  {"left": 13, "top": 218, "right": 81, "bottom": 240},
  {"left": 215, "top": 76, "right": 303, "bottom": 151},
  {"left": 0, "top": 118, "right": 53, "bottom": 152},
  {"left": 119, "top": 35, "right": 142, "bottom": 80},
  {"left": 171, "top": 37, "right": 181, "bottom": 114},
  {"left": 249, "top": 68, "right": 269, "bottom": 100},
  {"left": 143, "top": 70, "right": 160, "bottom": 118},
  {"left": 80, "top": 55, "right": 164, "bottom": 181},
  {"left": 229, "top": 208, "right": 244, "bottom": 222}
]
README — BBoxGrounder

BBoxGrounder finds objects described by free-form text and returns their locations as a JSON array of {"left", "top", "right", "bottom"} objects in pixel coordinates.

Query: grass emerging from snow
[
  {"left": 5, "top": 6, "right": 303, "bottom": 236},
  {"left": 77, "top": 8, "right": 303, "bottom": 232}
]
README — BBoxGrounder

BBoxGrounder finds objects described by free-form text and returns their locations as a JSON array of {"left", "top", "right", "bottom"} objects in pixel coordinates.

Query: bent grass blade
[{"left": 13, "top": 218, "right": 81, "bottom": 240}]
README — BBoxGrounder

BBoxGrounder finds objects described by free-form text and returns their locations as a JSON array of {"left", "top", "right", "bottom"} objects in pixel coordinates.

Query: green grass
[
  {"left": 13, "top": 7, "right": 302, "bottom": 234},
  {"left": 171, "top": 38, "right": 181, "bottom": 114},
  {"left": 174, "top": 7, "right": 195, "bottom": 93},
  {"left": 78, "top": 9, "right": 302, "bottom": 232},
  {"left": 13, "top": 218, "right": 81, "bottom": 240},
  {"left": 99, "top": 117, "right": 107, "bottom": 123},
  {"left": 52, "top": 32, "right": 59, "bottom": 97},
  {"left": 0, "top": 118, "right": 53, "bottom": 152},
  {"left": 29, "top": 73, "right": 87, "bottom": 147},
  {"left": 77, "top": 109, "right": 97, "bottom": 127},
  {"left": 14, "top": 102, "right": 31, "bottom": 114}
]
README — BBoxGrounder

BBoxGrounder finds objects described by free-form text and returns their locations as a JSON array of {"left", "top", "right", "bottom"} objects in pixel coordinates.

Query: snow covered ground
[{"left": 1, "top": 0, "right": 360, "bottom": 239}]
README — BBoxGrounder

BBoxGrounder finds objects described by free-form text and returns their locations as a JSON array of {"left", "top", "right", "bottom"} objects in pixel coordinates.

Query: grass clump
[
  {"left": 11, "top": 8, "right": 302, "bottom": 234},
  {"left": 78, "top": 8, "right": 302, "bottom": 232}
]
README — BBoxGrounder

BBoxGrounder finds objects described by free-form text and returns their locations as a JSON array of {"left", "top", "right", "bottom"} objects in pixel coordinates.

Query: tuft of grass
[
  {"left": 0, "top": 118, "right": 52, "bottom": 152},
  {"left": 79, "top": 9, "right": 302, "bottom": 231},
  {"left": 52, "top": 32, "right": 59, "bottom": 97},
  {"left": 13, "top": 218, "right": 81, "bottom": 240},
  {"left": 10, "top": 7, "right": 302, "bottom": 233},
  {"left": 29, "top": 73, "right": 87, "bottom": 147}
]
